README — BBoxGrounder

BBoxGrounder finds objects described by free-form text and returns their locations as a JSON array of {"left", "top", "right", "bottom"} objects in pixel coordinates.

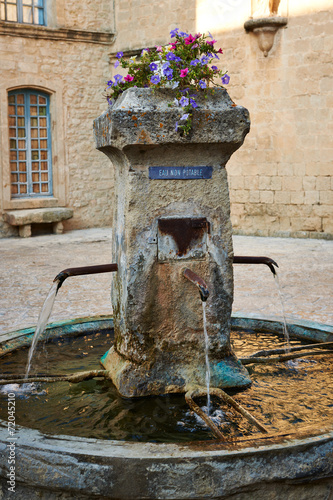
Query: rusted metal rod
[
  {"left": 54, "top": 263, "right": 118, "bottom": 291},
  {"left": 183, "top": 268, "right": 209, "bottom": 302},
  {"left": 190, "top": 386, "right": 268, "bottom": 434},
  {"left": 233, "top": 256, "right": 278, "bottom": 276},
  {"left": 185, "top": 388, "right": 225, "bottom": 440}
]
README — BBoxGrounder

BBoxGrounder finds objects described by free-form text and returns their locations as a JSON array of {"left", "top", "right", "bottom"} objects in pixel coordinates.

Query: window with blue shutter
[
  {"left": 8, "top": 89, "right": 53, "bottom": 198},
  {"left": 0, "top": 0, "right": 45, "bottom": 25}
]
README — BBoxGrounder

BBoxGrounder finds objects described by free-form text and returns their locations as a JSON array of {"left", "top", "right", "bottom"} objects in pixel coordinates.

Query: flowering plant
[{"left": 105, "top": 28, "right": 230, "bottom": 136}]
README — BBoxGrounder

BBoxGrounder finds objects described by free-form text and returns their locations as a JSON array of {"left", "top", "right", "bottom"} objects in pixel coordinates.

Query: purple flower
[
  {"left": 175, "top": 121, "right": 179, "bottom": 131},
  {"left": 107, "top": 97, "right": 113, "bottom": 105},
  {"left": 162, "top": 61, "right": 171, "bottom": 69},
  {"left": 149, "top": 62, "right": 158, "bottom": 71},
  {"left": 163, "top": 67, "right": 173, "bottom": 79},
  {"left": 211, "top": 65, "right": 218, "bottom": 71},
  {"left": 166, "top": 52, "right": 177, "bottom": 61},
  {"left": 170, "top": 28, "right": 179, "bottom": 37},
  {"left": 114, "top": 74, "right": 123, "bottom": 83},
  {"left": 200, "top": 55, "right": 210, "bottom": 65},
  {"left": 208, "top": 31, "right": 214, "bottom": 39},
  {"left": 199, "top": 79, "right": 207, "bottom": 89},
  {"left": 114, "top": 60, "right": 120, "bottom": 69},
  {"left": 190, "top": 98, "right": 198, "bottom": 108},
  {"left": 107, "top": 79, "right": 114, "bottom": 88},
  {"left": 190, "top": 59, "right": 199, "bottom": 66},
  {"left": 150, "top": 74, "right": 161, "bottom": 84},
  {"left": 221, "top": 74, "right": 230, "bottom": 85},
  {"left": 180, "top": 113, "right": 189, "bottom": 121},
  {"left": 116, "top": 51, "right": 123, "bottom": 58},
  {"left": 179, "top": 31, "right": 188, "bottom": 37},
  {"left": 179, "top": 96, "right": 189, "bottom": 107}
]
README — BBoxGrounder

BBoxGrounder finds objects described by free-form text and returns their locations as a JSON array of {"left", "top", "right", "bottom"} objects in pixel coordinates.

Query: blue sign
[{"left": 149, "top": 166, "right": 213, "bottom": 180}]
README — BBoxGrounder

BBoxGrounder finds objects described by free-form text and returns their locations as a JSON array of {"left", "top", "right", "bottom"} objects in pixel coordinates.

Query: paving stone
[{"left": 0, "top": 229, "right": 332, "bottom": 337}]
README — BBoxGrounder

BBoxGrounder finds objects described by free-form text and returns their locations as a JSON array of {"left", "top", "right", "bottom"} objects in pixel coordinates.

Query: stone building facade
[
  {"left": 0, "top": 0, "right": 115, "bottom": 237},
  {"left": 0, "top": 0, "right": 332, "bottom": 238},
  {"left": 111, "top": 0, "right": 333, "bottom": 239}
]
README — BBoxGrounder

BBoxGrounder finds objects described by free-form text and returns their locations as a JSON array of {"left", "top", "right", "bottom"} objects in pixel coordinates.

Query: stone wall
[
  {"left": 1, "top": 0, "right": 332, "bottom": 238},
  {"left": 111, "top": 0, "right": 333, "bottom": 239},
  {"left": 0, "top": 0, "right": 115, "bottom": 237},
  {"left": 226, "top": 6, "right": 333, "bottom": 238}
]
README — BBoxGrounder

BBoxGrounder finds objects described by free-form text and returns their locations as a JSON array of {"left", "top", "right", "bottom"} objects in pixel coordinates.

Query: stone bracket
[{"left": 244, "top": 16, "right": 288, "bottom": 57}]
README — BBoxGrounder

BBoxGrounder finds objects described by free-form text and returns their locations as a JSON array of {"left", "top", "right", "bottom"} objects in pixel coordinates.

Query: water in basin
[{"left": 0, "top": 328, "right": 331, "bottom": 444}]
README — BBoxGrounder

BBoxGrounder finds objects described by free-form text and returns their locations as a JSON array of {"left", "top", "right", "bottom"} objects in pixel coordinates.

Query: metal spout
[
  {"left": 183, "top": 268, "right": 209, "bottom": 302},
  {"left": 233, "top": 256, "right": 278, "bottom": 276},
  {"left": 54, "top": 263, "right": 118, "bottom": 291}
]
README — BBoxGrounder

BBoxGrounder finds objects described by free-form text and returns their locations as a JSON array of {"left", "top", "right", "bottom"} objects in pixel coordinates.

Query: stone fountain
[
  {"left": 94, "top": 87, "right": 251, "bottom": 397},
  {"left": 0, "top": 87, "right": 332, "bottom": 499}
]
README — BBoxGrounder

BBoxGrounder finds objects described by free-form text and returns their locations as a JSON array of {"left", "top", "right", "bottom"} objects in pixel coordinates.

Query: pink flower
[
  {"left": 156, "top": 45, "right": 163, "bottom": 52},
  {"left": 180, "top": 68, "right": 189, "bottom": 77},
  {"left": 217, "top": 48, "right": 223, "bottom": 54},
  {"left": 207, "top": 39, "right": 217, "bottom": 46},
  {"left": 170, "top": 42, "right": 178, "bottom": 50},
  {"left": 124, "top": 74, "right": 134, "bottom": 82},
  {"left": 184, "top": 34, "right": 196, "bottom": 45}
]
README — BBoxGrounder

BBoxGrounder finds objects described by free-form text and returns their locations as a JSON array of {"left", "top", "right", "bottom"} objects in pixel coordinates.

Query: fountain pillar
[{"left": 94, "top": 88, "right": 251, "bottom": 397}]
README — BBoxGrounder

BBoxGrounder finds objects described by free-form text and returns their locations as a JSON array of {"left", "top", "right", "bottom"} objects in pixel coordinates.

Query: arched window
[
  {"left": 0, "top": 0, "right": 45, "bottom": 25},
  {"left": 8, "top": 89, "right": 52, "bottom": 198}
]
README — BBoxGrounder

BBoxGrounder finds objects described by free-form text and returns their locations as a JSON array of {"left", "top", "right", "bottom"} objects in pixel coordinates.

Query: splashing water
[
  {"left": 25, "top": 279, "right": 60, "bottom": 379},
  {"left": 274, "top": 272, "right": 290, "bottom": 353},
  {"left": 202, "top": 301, "right": 211, "bottom": 415}
]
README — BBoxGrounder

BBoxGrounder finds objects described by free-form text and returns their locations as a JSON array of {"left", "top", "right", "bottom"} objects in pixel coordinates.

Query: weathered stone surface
[
  {"left": 0, "top": 420, "right": 332, "bottom": 499},
  {"left": 95, "top": 88, "right": 251, "bottom": 396},
  {"left": 18, "top": 224, "right": 31, "bottom": 238},
  {"left": 94, "top": 87, "right": 250, "bottom": 150},
  {"left": 4, "top": 207, "right": 73, "bottom": 226}
]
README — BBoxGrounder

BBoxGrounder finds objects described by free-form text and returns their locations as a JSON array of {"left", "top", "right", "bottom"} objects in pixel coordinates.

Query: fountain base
[
  {"left": 0, "top": 316, "right": 332, "bottom": 499},
  {"left": 101, "top": 346, "right": 251, "bottom": 397}
]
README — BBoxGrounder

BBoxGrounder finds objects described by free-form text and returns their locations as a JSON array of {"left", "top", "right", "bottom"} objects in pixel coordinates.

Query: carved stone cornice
[{"left": 0, "top": 21, "right": 116, "bottom": 45}]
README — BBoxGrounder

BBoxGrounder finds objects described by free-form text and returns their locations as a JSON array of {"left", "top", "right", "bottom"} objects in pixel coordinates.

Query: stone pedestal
[{"left": 94, "top": 88, "right": 251, "bottom": 397}]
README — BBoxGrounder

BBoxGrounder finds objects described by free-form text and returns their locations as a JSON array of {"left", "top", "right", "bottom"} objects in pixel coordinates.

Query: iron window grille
[
  {"left": 0, "top": 0, "right": 45, "bottom": 25},
  {"left": 8, "top": 89, "right": 53, "bottom": 198}
]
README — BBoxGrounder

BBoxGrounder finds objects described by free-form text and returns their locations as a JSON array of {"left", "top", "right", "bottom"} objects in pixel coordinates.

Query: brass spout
[
  {"left": 233, "top": 256, "right": 278, "bottom": 276},
  {"left": 183, "top": 268, "right": 209, "bottom": 302},
  {"left": 54, "top": 263, "right": 118, "bottom": 291}
]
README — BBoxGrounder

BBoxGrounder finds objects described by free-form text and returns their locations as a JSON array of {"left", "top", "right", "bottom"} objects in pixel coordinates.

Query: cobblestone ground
[{"left": 0, "top": 228, "right": 332, "bottom": 336}]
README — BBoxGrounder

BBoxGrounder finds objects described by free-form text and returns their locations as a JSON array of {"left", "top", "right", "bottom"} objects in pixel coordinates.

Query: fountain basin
[{"left": 0, "top": 316, "right": 332, "bottom": 499}]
